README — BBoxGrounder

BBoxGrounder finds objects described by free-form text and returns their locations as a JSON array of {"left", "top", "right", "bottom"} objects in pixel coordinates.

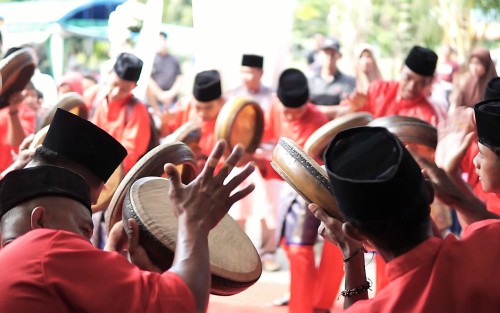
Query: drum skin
[
  {"left": 0, "top": 48, "right": 36, "bottom": 109},
  {"left": 122, "top": 177, "right": 262, "bottom": 296},
  {"left": 368, "top": 115, "right": 437, "bottom": 150},
  {"left": 105, "top": 142, "right": 198, "bottom": 233},
  {"left": 305, "top": 112, "right": 373, "bottom": 160},
  {"left": 37, "top": 93, "right": 88, "bottom": 131},
  {"left": 215, "top": 96, "right": 264, "bottom": 154},
  {"left": 271, "top": 137, "right": 341, "bottom": 220}
]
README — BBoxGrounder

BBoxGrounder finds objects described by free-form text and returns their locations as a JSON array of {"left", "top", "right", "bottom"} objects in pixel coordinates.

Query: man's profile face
[
  {"left": 398, "top": 66, "right": 431, "bottom": 100},
  {"left": 473, "top": 142, "right": 500, "bottom": 193}
]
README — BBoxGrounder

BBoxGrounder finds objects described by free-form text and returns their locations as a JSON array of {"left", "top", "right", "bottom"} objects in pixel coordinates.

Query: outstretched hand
[{"left": 164, "top": 140, "right": 255, "bottom": 233}]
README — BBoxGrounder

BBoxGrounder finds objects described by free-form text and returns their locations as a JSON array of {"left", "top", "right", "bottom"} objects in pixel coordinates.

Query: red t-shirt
[
  {"left": 358, "top": 80, "right": 438, "bottom": 126},
  {"left": 346, "top": 219, "right": 500, "bottom": 312},
  {"left": 0, "top": 229, "right": 196, "bottom": 313},
  {"left": 93, "top": 94, "right": 151, "bottom": 173}
]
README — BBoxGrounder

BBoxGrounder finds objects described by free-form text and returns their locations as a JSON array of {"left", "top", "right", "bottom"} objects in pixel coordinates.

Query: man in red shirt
[
  {"left": 341, "top": 45, "right": 439, "bottom": 126},
  {"left": 310, "top": 126, "right": 500, "bottom": 312},
  {"left": 92, "top": 52, "right": 152, "bottom": 173},
  {"left": 168, "top": 69, "right": 224, "bottom": 162},
  {"left": 268, "top": 68, "right": 344, "bottom": 313},
  {"left": 0, "top": 140, "right": 255, "bottom": 313}
]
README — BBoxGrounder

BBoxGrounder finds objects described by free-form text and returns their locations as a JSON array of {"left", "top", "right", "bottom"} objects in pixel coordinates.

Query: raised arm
[{"left": 166, "top": 140, "right": 255, "bottom": 312}]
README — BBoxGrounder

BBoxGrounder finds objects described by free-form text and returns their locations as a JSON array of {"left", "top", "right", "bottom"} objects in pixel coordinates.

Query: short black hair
[{"left": 159, "top": 32, "right": 168, "bottom": 39}]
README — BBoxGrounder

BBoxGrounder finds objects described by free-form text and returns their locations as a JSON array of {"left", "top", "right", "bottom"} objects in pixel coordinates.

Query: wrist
[{"left": 9, "top": 110, "right": 19, "bottom": 115}]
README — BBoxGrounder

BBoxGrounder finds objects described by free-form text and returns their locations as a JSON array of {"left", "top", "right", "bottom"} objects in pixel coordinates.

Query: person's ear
[
  {"left": 30, "top": 207, "right": 46, "bottom": 230},
  {"left": 342, "top": 221, "right": 368, "bottom": 242}
]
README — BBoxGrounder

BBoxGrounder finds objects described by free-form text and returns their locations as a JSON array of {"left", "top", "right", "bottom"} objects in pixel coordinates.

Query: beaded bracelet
[
  {"left": 340, "top": 281, "right": 371, "bottom": 297},
  {"left": 343, "top": 247, "right": 367, "bottom": 262}
]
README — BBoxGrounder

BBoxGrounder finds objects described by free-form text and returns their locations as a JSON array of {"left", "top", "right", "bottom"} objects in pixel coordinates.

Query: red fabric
[
  {"left": 0, "top": 104, "right": 36, "bottom": 172},
  {"left": 357, "top": 80, "right": 438, "bottom": 126},
  {"left": 0, "top": 108, "right": 14, "bottom": 173},
  {"left": 260, "top": 101, "right": 330, "bottom": 180},
  {"left": 170, "top": 98, "right": 217, "bottom": 158},
  {"left": 314, "top": 239, "right": 344, "bottom": 309},
  {"left": 0, "top": 229, "right": 196, "bottom": 313},
  {"left": 461, "top": 141, "right": 500, "bottom": 216},
  {"left": 375, "top": 254, "right": 389, "bottom": 294},
  {"left": 93, "top": 95, "right": 151, "bottom": 173},
  {"left": 346, "top": 219, "right": 500, "bottom": 312},
  {"left": 284, "top": 244, "right": 316, "bottom": 313}
]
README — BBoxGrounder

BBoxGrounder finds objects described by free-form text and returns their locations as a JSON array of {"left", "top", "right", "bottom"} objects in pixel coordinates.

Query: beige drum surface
[
  {"left": 37, "top": 93, "right": 88, "bottom": 131},
  {"left": 123, "top": 177, "right": 262, "bottom": 296}
]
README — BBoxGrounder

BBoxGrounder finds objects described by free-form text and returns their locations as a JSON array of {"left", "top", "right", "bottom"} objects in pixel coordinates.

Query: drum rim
[
  {"left": 36, "top": 92, "right": 88, "bottom": 132},
  {"left": 105, "top": 142, "right": 198, "bottom": 233},
  {"left": 305, "top": 112, "right": 373, "bottom": 160},
  {"left": 0, "top": 48, "right": 36, "bottom": 109},
  {"left": 215, "top": 96, "right": 265, "bottom": 154},
  {"left": 272, "top": 137, "right": 341, "bottom": 220}
]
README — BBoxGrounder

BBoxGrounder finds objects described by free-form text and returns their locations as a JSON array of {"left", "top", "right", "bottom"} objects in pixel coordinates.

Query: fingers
[
  {"left": 214, "top": 144, "right": 244, "bottom": 184},
  {"left": 202, "top": 140, "right": 226, "bottom": 178},
  {"left": 103, "top": 220, "right": 126, "bottom": 252},
  {"left": 127, "top": 218, "right": 140, "bottom": 252},
  {"left": 19, "top": 133, "right": 34, "bottom": 151},
  {"left": 308, "top": 203, "right": 331, "bottom": 223},
  {"left": 228, "top": 184, "right": 255, "bottom": 206},
  {"left": 224, "top": 162, "right": 255, "bottom": 191},
  {"left": 164, "top": 163, "right": 182, "bottom": 191}
]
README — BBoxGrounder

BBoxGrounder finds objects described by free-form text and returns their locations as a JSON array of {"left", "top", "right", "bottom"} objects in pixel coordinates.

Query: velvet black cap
[
  {"left": 277, "top": 68, "right": 309, "bottom": 108},
  {"left": 0, "top": 165, "right": 91, "bottom": 218},
  {"left": 192, "top": 70, "right": 222, "bottom": 102},
  {"left": 242, "top": 54, "right": 264, "bottom": 69},
  {"left": 324, "top": 127, "right": 426, "bottom": 221},
  {"left": 42, "top": 109, "right": 127, "bottom": 182},
  {"left": 484, "top": 77, "right": 500, "bottom": 101},
  {"left": 113, "top": 52, "right": 143, "bottom": 83},
  {"left": 404, "top": 46, "right": 438, "bottom": 77},
  {"left": 475, "top": 98, "right": 500, "bottom": 149}
]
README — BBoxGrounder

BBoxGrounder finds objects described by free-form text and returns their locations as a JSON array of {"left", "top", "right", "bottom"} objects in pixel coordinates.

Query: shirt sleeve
[{"left": 43, "top": 231, "right": 196, "bottom": 313}]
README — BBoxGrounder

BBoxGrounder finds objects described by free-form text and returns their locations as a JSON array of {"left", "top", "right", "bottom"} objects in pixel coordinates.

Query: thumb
[
  {"left": 127, "top": 218, "right": 140, "bottom": 253},
  {"left": 308, "top": 203, "right": 330, "bottom": 223},
  {"left": 164, "top": 163, "right": 182, "bottom": 191}
]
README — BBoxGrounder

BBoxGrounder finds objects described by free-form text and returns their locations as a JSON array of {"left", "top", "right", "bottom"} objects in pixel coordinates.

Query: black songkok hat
[
  {"left": 277, "top": 68, "right": 309, "bottom": 108},
  {"left": 404, "top": 46, "right": 438, "bottom": 77},
  {"left": 0, "top": 165, "right": 91, "bottom": 218},
  {"left": 324, "top": 127, "right": 426, "bottom": 221},
  {"left": 242, "top": 54, "right": 264, "bottom": 69},
  {"left": 113, "top": 52, "right": 143, "bottom": 83},
  {"left": 42, "top": 109, "right": 127, "bottom": 182},
  {"left": 484, "top": 77, "right": 500, "bottom": 100},
  {"left": 192, "top": 70, "right": 222, "bottom": 102},
  {"left": 474, "top": 98, "right": 500, "bottom": 149}
]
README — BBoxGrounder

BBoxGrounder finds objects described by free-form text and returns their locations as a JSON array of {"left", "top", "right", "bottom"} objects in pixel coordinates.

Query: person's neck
[
  {"left": 375, "top": 223, "right": 434, "bottom": 263},
  {"left": 321, "top": 66, "right": 338, "bottom": 80}
]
